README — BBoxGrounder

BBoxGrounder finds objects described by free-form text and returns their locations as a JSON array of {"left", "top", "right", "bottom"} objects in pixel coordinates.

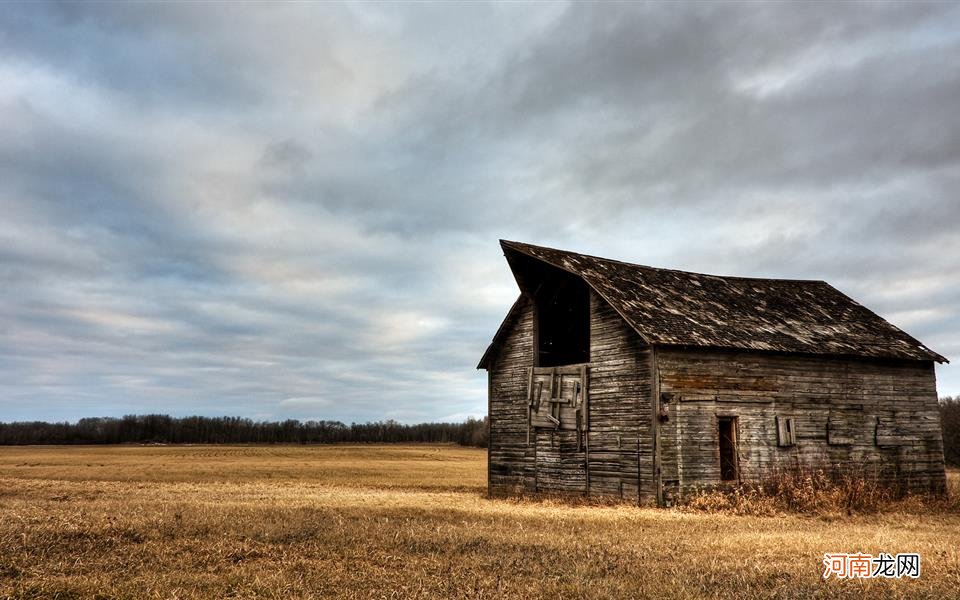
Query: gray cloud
[{"left": 0, "top": 1, "right": 958, "bottom": 423}]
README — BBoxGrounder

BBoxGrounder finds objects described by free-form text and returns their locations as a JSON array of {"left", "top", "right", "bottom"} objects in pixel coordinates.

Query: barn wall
[
  {"left": 487, "top": 291, "right": 654, "bottom": 501},
  {"left": 586, "top": 290, "right": 653, "bottom": 502},
  {"left": 487, "top": 298, "right": 536, "bottom": 493},
  {"left": 656, "top": 349, "right": 947, "bottom": 501}
]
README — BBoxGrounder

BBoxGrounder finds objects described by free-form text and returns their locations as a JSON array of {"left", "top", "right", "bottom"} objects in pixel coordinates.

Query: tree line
[
  {"left": 0, "top": 414, "right": 488, "bottom": 447},
  {"left": 1, "top": 400, "right": 957, "bottom": 460},
  {"left": 941, "top": 396, "right": 960, "bottom": 466}
]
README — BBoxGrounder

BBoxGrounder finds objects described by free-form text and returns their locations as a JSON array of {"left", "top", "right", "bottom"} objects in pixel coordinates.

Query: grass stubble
[{"left": 0, "top": 445, "right": 958, "bottom": 599}]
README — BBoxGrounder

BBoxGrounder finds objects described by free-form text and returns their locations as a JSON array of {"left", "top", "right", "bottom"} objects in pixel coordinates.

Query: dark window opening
[
  {"left": 718, "top": 417, "right": 738, "bottom": 481},
  {"left": 776, "top": 415, "right": 796, "bottom": 447},
  {"left": 535, "top": 273, "right": 589, "bottom": 367}
]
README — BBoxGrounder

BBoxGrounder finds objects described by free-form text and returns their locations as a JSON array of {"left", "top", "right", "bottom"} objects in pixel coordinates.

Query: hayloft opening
[
  {"left": 535, "top": 272, "right": 589, "bottom": 367},
  {"left": 718, "top": 417, "right": 738, "bottom": 481},
  {"left": 502, "top": 247, "right": 590, "bottom": 368}
]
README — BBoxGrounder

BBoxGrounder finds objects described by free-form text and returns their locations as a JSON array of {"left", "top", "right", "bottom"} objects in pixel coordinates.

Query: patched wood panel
[{"left": 528, "top": 366, "right": 586, "bottom": 432}]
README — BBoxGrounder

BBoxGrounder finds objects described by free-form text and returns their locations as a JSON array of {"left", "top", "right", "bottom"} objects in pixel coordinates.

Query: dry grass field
[{"left": 1, "top": 445, "right": 958, "bottom": 599}]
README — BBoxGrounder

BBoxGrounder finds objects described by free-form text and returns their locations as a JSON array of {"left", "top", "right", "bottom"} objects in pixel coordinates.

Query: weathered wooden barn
[{"left": 478, "top": 240, "right": 948, "bottom": 505}]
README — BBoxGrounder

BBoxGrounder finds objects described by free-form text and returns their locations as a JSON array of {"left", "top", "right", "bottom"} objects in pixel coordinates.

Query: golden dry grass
[{"left": 0, "top": 446, "right": 958, "bottom": 599}]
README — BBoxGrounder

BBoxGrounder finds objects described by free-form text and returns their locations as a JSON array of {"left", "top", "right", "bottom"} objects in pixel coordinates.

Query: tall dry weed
[{"left": 681, "top": 463, "right": 959, "bottom": 517}]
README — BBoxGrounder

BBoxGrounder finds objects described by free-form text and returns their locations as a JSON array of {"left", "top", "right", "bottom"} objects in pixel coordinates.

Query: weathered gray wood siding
[
  {"left": 587, "top": 290, "right": 653, "bottom": 502},
  {"left": 656, "top": 349, "right": 946, "bottom": 500},
  {"left": 533, "top": 429, "right": 586, "bottom": 494},
  {"left": 487, "top": 291, "right": 654, "bottom": 500},
  {"left": 487, "top": 298, "right": 536, "bottom": 494}
]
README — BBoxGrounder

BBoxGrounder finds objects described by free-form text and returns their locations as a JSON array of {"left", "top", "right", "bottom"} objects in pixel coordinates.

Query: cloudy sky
[{"left": 1, "top": 2, "right": 958, "bottom": 424}]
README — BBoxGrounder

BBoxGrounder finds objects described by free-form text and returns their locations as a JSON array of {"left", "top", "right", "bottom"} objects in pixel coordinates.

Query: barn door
[{"left": 527, "top": 365, "right": 588, "bottom": 493}]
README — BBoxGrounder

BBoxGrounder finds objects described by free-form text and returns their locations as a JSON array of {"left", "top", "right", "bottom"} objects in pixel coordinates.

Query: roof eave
[{"left": 651, "top": 342, "right": 947, "bottom": 364}]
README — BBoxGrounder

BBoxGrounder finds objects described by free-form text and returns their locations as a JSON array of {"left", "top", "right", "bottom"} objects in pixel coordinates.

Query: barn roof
[{"left": 478, "top": 240, "right": 946, "bottom": 368}]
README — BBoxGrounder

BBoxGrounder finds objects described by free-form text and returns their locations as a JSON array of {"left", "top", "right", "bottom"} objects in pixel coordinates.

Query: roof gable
[{"left": 479, "top": 240, "right": 946, "bottom": 367}]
